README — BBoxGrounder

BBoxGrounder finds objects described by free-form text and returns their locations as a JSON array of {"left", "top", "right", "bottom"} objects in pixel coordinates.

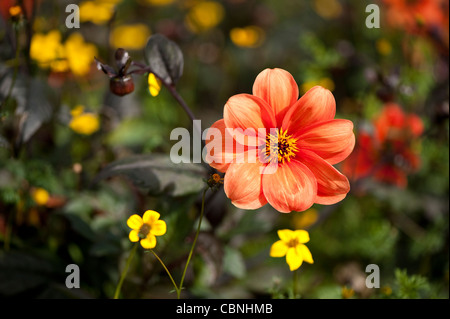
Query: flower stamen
[
  {"left": 264, "top": 128, "right": 299, "bottom": 164},
  {"left": 139, "top": 224, "right": 151, "bottom": 238}
]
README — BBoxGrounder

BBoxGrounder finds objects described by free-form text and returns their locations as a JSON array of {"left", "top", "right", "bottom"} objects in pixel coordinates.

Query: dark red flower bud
[{"left": 110, "top": 75, "right": 134, "bottom": 96}]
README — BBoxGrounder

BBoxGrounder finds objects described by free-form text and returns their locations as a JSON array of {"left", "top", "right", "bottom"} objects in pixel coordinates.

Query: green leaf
[
  {"left": 93, "top": 153, "right": 207, "bottom": 197},
  {"left": 223, "top": 246, "right": 246, "bottom": 279},
  {"left": 0, "top": 251, "right": 59, "bottom": 296},
  {"left": 15, "top": 78, "right": 52, "bottom": 146},
  {"left": 144, "top": 34, "right": 184, "bottom": 85}
]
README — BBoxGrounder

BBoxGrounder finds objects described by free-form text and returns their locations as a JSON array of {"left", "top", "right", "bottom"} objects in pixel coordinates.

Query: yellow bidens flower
[
  {"left": 31, "top": 188, "right": 50, "bottom": 206},
  {"left": 30, "top": 30, "right": 66, "bottom": 71},
  {"left": 110, "top": 24, "right": 151, "bottom": 50},
  {"left": 65, "top": 33, "right": 98, "bottom": 76},
  {"left": 127, "top": 210, "right": 167, "bottom": 249},
  {"left": 230, "top": 26, "right": 265, "bottom": 48},
  {"left": 185, "top": 1, "right": 224, "bottom": 33},
  {"left": 80, "top": 0, "right": 121, "bottom": 25},
  {"left": 69, "top": 105, "right": 100, "bottom": 135},
  {"left": 292, "top": 208, "right": 319, "bottom": 229},
  {"left": 30, "top": 31, "right": 97, "bottom": 76},
  {"left": 270, "top": 229, "right": 314, "bottom": 271},
  {"left": 148, "top": 73, "right": 162, "bottom": 96}
]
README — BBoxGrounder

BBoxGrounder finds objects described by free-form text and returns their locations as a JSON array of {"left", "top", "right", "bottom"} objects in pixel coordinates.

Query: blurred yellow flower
[
  {"left": 127, "top": 210, "right": 167, "bottom": 249},
  {"left": 140, "top": 0, "right": 175, "bottom": 6},
  {"left": 30, "top": 31, "right": 97, "bottom": 76},
  {"left": 80, "top": 0, "right": 120, "bottom": 25},
  {"left": 313, "top": 0, "right": 342, "bottom": 19},
  {"left": 31, "top": 188, "right": 50, "bottom": 206},
  {"left": 300, "top": 78, "right": 335, "bottom": 94},
  {"left": 381, "top": 286, "right": 393, "bottom": 296},
  {"left": 230, "top": 26, "right": 265, "bottom": 48},
  {"left": 376, "top": 39, "right": 393, "bottom": 56},
  {"left": 341, "top": 286, "right": 355, "bottom": 299},
  {"left": 69, "top": 105, "right": 100, "bottom": 135},
  {"left": 148, "top": 73, "right": 162, "bottom": 96},
  {"left": 65, "top": 33, "right": 98, "bottom": 76},
  {"left": 185, "top": 1, "right": 224, "bottom": 33},
  {"left": 292, "top": 208, "right": 318, "bottom": 229},
  {"left": 270, "top": 229, "right": 314, "bottom": 271},
  {"left": 110, "top": 24, "right": 151, "bottom": 50},
  {"left": 30, "top": 30, "right": 67, "bottom": 71}
]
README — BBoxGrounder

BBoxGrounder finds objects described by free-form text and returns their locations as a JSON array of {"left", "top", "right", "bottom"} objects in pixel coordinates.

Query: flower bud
[{"left": 110, "top": 75, "right": 134, "bottom": 96}]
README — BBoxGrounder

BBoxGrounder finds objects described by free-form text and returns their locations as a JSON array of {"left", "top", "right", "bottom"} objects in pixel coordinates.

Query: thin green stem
[
  {"left": 292, "top": 269, "right": 298, "bottom": 298},
  {"left": 150, "top": 249, "right": 179, "bottom": 295},
  {"left": 113, "top": 243, "right": 138, "bottom": 299},
  {"left": 177, "top": 188, "right": 208, "bottom": 299}
]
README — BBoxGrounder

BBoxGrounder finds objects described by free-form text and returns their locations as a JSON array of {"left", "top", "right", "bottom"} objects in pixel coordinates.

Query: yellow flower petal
[
  {"left": 270, "top": 240, "right": 288, "bottom": 257},
  {"left": 293, "top": 230, "right": 310, "bottom": 244},
  {"left": 140, "top": 235, "right": 156, "bottom": 249},
  {"left": 286, "top": 247, "right": 303, "bottom": 271},
  {"left": 129, "top": 229, "right": 140, "bottom": 242},
  {"left": 142, "top": 210, "right": 160, "bottom": 224},
  {"left": 298, "top": 244, "right": 314, "bottom": 264},
  {"left": 148, "top": 73, "right": 162, "bottom": 97},
  {"left": 277, "top": 229, "right": 294, "bottom": 242},
  {"left": 150, "top": 220, "right": 167, "bottom": 236},
  {"left": 127, "top": 214, "right": 143, "bottom": 230}
]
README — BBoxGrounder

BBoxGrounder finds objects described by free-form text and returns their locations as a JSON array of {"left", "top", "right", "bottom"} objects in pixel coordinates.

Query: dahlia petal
[
  {"left": 204, "top": 119, "right": 239, "bottom": 173},
  {"left": 297, "top": 119, "right": 355, "bottom": 165},
  {"left": 406, "top": 114, "right": 424, "bottom": 137},
  {"left": 270, "top": 240, "right": 288, "bottom": 257},
  {"left": 299, "top": 150, "right": 350, "bottom": 205},
  {"left": 224, "top": 94, "right": 276, "bottom": 146},
  {"left": 262, "top": 160, "right": 317, "bottom": 213},
  {"left": 127, "top": 214, "right": 143, "bottom": 230},
  {"left": 140, "top": 235, "right": 157, "bottom": 249},
  {"left": 282, "top": 86, "right": 336, "bottom": 132},
  {"left": 286, "top": 247, "right": 303, "bottom": 271},
  {"left": 224, "top": 157, "right": 267, "bottom": 210},
  {"left": 252, "top": 68, "right": 299, "bottom": 123}
]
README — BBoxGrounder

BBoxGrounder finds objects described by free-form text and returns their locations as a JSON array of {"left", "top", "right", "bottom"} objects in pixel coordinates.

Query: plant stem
[
  {"left": 177, "top": 188, "right": 208, "bottom": 299},
  {"left": 150, "top": 249, "right": 179, "bottom": 295},
  {"left": 113, "top": 243, "right": 138, "bottom": 299},
  {"left": 293, "top": 269, "right": 298, "bottom": 298}
]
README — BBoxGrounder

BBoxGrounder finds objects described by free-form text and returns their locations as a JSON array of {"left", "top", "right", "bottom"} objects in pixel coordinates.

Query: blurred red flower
[
  {"left": 383, "top": 0, "right": 449, "bottom": 48},
  {"left": 342, "top": 103, "right": 424, "bottom": 188},
  {"left": 205, "top": 68, "right": 355, "bottom": 213}
]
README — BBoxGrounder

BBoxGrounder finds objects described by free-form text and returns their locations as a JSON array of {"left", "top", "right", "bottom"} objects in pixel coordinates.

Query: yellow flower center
[
  {"left": 264, "top": 128, "right": 298, "bottom": 164},
  {"left": 139, "top": 223, "right": 151, "bottom": 238},
  {"left": 287, "top": 237, "right": 299, "bottom": 248}
]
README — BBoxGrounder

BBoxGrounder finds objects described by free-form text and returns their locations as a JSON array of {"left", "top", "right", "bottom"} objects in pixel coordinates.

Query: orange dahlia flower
[
  {"left": 342, "top": 103, "right": 424, "bottom": 188},
  {"left": 205, "top": 68, "right": 355, "bottom": 213}
]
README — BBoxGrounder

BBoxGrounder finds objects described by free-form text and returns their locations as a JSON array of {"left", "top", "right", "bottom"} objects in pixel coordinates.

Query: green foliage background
[{"left": 0, "top": 0, "right": 448, "bottom": 299}]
